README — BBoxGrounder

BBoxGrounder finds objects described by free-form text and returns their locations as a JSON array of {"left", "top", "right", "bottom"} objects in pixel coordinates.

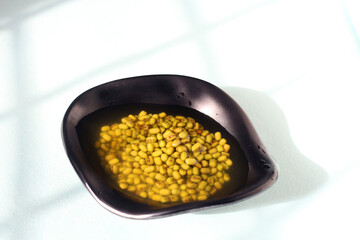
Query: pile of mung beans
[{"left": 94, "top": 111, "right": 233, "bottom": 204}]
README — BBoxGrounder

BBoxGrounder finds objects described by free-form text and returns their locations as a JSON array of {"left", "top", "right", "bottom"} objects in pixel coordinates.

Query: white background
[{"left": 1, "top": 0, "right": 359, "bottom": 239}]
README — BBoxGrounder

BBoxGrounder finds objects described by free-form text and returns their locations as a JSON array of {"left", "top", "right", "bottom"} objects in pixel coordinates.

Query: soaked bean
[{"left": 95, "top": 111, "right": 233, "bottom": 204}]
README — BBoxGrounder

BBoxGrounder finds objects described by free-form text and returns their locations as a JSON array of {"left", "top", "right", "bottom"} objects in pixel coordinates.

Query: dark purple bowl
[{"left": 62, "top": 74, "right": 278, "bottom": 219}]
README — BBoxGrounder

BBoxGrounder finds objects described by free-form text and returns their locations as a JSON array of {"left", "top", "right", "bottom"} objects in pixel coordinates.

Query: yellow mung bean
[
  {"left": 198, "top": 181, "right": 207, "bottom": 190},
  {"left": 145, "top": 177, "right": 155, "bottom": 185},
  {"left": 172, "top": 170, "right": 181, "bottom": 180},
  {"left": 192, "top": 167, "right": 199, "bottom": 175},
  {"left": 214, "top": 181, "right": 222, "bottom": 189},
  {"left": 155, "top": 173, "right": 166, "bottom": 181},
  {"left": 185, "top": 158, "right": 197, "bottom": 165},
  {"left": 214, "top": 132, "right": 222, "bottom": 141},
  {"left": 164, "top": 147, "right": 174, "bottom": 155},
  {"left": 197, "top": 195, "right": 208, "bottom": 201},
  {"left": 200, "top": 168, "right": 211, "bottom": 174},
  {"left": 108, "top": 158, "right": 119, "bottom": 165},
  {"left": 147, "top": 143, "right": 154, "bottom": 152},
  {"left": 218, "top": 155, "right": 227, "bottom": 162},
  {"left": 152, "top": 150, "right": 162, "bottom": 157},
  {"left": 149, "top": 127, "right": 160, "bottom": 134},
  {"left": 159, "top": 189, "right": 170, "bottom": 196},
  {"left": 166, "top": 177, "right": 175, "bottom": 185},
  {"left": 179, "top": 169, "right": 187, "bottom": 176},
  {"left": 144, "top": 166, "right": 155, "bottom": 173},
  {"left": 133, "top": 168, "right": 143, "bottom": 175},
  {"left": 138, "top": 151, "right": 147, "bottom": 159},
  {"left": 190, "top": 175, "right": 202, "bottom": 183},
  {"left": 225, "top": 159, "right": 233, "bottom": 166},
  {"left": 154, "top": 157, "right": 162, "bottom": 166},
  {"left": 212, "top": 152, "right": 221, "bottom": 159}
]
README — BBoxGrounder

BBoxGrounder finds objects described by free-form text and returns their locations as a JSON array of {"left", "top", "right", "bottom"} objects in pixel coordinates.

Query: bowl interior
[{"left": 62, "top": 75, "right": 278, "bottom": 219}]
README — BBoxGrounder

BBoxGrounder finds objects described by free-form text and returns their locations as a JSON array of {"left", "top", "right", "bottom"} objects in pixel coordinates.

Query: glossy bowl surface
[{"left": 62, "top": 74, "right": 278, "bottom": 219}]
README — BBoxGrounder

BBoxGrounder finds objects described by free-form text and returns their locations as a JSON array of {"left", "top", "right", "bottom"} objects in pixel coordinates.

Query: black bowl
[{"left": 62, "top": 74, "right": 278, "bottom": 219}]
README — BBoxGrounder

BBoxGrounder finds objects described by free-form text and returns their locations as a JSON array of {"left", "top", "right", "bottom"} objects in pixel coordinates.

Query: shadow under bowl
[{"left": 62, "top": 74, "right": 278, "bottom": 219}]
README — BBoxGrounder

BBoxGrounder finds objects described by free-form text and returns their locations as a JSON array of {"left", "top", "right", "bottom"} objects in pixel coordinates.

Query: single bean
[
  {"left": 212, "top": 152, "right": 221, "bottom": 159},
  {"left": 171, "top": 139, "right": 181, "bottom": 147},
  {"left": 200, "top": 168, "right": 211, "bottom": 174},
  {"left": 222, "top": 162, "right": 230, "bottom": 170},
  {"left": 179, "top": 169, "right": 187, "bottom": 176},
  {"left": 146, "top": 156, "right": 154, "bottom": 165},
  {"left": 191, "top": 142, "right": 202, "bottom": 152},
  {"left": 167, "top": 167, "right": 173, "bottom": 176},
  {"left": 181, "top": 163, "right": 190, "bottom": 170},
  {"left": 198, "top": 181, "right": 207, "bottom": 190},
  {"left": 169, "top": 195, "right": 179, "bottom": 202},
  {"left": 144, "top": 166, "right": 155, "bottom": 173},
  {"left": 224, "top": 144, "right": 231, "bottom": 152},
  {"left": 139, "top": 191, "right": 147, "bottom": 198},
  {"left": 214, "top": 181, "right": 222, "bottom": 189},
  {"left": 190, "top": 175, "right": 202, "bottom": 183},
  {"left": 145, "top": 177, "right": 155, "bottom": 185},
  {"left": 196, "top": 137, "right": 205, "bottom": 144},
  {"left": 168, "top": 183, "right": 179, "bottom": 190},
  {"left": 151, "top": 194, "right": 161, "bottom": 201},
  {"left": 123, "top": 167, "right": 132, "bottom": 175},
  {"left": 160, "top": 153, "right": 168, "bottom": 162},
  {"left": 208, "top": 148, "right": 217, "bottom": 154},
  {"left": 147, "top": 143, "right": 154, "bottom": 152},
  {"left": 159, "top": 189, "right": 170, "bottom": 196},
  {"left": 152, "top": 149, "right": 162, "bottom": 157},
  {"left": 179, "top": 131, "right": 189, "bottom": 139},
  {"left": 155, "top": 181, "right": 165, "bottom": 189},
  {"left": 138, "top": 151, "right": 147, "bottom": 159},
  {"left": 159, "top": 165, "right": 166, "bottom": 175},
  {"left": 164, "top": 147, "right": 174, "bottom": 155},
  {"left": 156, "top": 133, "right": 163, "bottom": 140},
  {"left": 185, "top": 158, "right": 197, "bottom": 165},
  {"left": 209, "top": 159, "right": 217, "bottom": 168},
  {"left": 158, "top": 140, "right": 166, "bottom": 148},
  {"left": 155, "top": 173, "right": 166, "bottom": 181},
  {"left": 149, "top": 127, "right": 160, "bottom": 134},
  {"left": 176, "top": 146, "right": 187, "bottom": 153},
  {"left": 192, "top": 167, "right": 199, "bottom": 175},
  {"left": 108, "top": 158, "right": 119, "bottom": 165},
  {"left": 180, "top": 151, "right": 188, "bottom": 161},
  {"left": 101, "top": 126, "right": 110, "bottom": 132},
  {"left": 171, "top": 189, "right": 180, "bottom": 195},
  {"left": 110, "top": 165, "right": 118, "bottom": 174},
  {"left": 214, "top": 132, "right": 222, "bottom": 141},
  {"left": 133, "top": 168, "right": 143, "bottom": 175},
  {"left": 187, "top": 189, "right": 196, "bottom": 195},
  {"left": 186, "top": 182, "right": 197, "bottom": 189},
  {"left": 166, "top": 177, "right": 175, "bottom": 185},
  {"left": 225, "top": 159, "right": 233, "bottom": 166},
  {"left": 201, "top": 160, "right": 208, "bottom": 167},
  {"left": 134, "top": 177, "right": 141, "bottom": 185},
  {"left": 166, "top": 157, "right": 174, "bottom": 166},
  {"left": 218, "top": 155, "right": 227, "bottom": 162},
  {"left": 197, "top": 195, "right": 208, "bottom": 201}
]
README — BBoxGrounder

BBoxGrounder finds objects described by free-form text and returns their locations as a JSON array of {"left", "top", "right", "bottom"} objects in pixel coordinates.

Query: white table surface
[{"left": 1, "top": 0, "right": 360, "bottom": 239}]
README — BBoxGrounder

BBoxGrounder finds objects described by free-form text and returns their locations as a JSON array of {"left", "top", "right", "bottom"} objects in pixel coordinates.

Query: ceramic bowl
[{"left": 62, "top": 74, "right": 278, "bottom": 219}]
